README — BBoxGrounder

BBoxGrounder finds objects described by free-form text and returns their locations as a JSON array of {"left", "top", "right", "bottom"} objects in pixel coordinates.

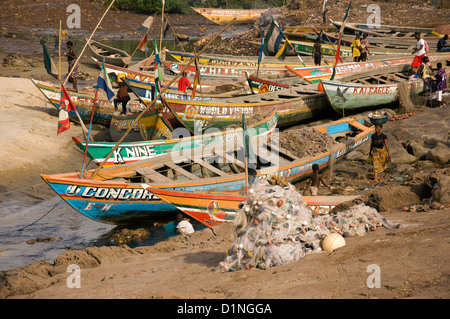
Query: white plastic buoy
[{"left": 321, "top": 233, "right": 346, "bottom": 253}]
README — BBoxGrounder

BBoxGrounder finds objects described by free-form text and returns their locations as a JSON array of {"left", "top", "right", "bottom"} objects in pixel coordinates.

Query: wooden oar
[{"left": 284, "top": 65, "right": 314, "bottom": 84}]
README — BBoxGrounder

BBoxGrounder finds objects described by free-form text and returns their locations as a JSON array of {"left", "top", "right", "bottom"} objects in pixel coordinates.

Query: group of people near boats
[{"left": 410, "top": 32, "right": 447, "bottom": 108}]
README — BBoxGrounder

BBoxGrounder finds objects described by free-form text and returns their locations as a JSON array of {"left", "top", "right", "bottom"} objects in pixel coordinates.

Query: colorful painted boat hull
[
  {"left": 321, "top": 78, "right": 424, "bottom": 115},
  {"left": 167, "top": 50, "right": 305, "bottom": 68},
  {"left": 42, "top": 117, "right": 373, "bottom": 225},
  {"left": 288, "top": 40, "right": 410, "bottom": 57},
  {"left": 247, "top": 75, "right": 293, "bottom": 94},
  {"left": 75, "top": 110, "right": 278, "bottom": 167},
  {"left": 126, "top": 78, "right": 232, "bottom": 104},
  {"left": 164, "top": 61, "right": 291, "bottom": 79},
  {"left": 287, "top": 54, "right": 450, "bottom": 83},
  {"left": 191, "top": 7, "right": 266, "bottom": 25},
  {"left": 148, "top": 187, "right": 361, "bottom": 227},
  {"left": 32, "top": 79, "right": 145, "bottom": 127},
  {"left": 164, "top": 91, "right": 327, "bottom": 132}
]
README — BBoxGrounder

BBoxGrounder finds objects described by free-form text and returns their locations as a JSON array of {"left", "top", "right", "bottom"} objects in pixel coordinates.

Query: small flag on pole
[
  {"left": 57, "top": 84, "right": 76, "bottom": 135},
  {"left": 97, "top": 59, "right": 115, "bottom": 100},
  {"left": 137, "top": 33, "right": 148, "bottom": 52},
  {"left": 154, "top": 38, "right": 164, "bottom": 94},
  {"left": 40, "top": 39, "right": 58, "bottom": 79},
  {"left": 163, "top": 16, "right": 170, "bottom": 38},
  {"left": 138, "top": 14, "right": 155, "bottom": 33},
  {"left": 263, "top": 20, "right": 290, "bottom": 60}
]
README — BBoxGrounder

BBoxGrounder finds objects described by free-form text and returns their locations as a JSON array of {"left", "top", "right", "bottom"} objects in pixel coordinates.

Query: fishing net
[
  {"left": 398, "top": 81, "right": 417, "bottom": 114},
  {"left": 217, "top": 180, "right": 399, "bottom": 272}
]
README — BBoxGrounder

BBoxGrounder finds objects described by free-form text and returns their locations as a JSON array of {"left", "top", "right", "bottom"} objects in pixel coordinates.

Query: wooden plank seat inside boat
[
  {"left": 164, "top": 161, "right": 200, "bottom": 180},
  {"left": 93, "top": 119, "right": 368, "bottom": 186},
  {"left": 136, "top": 167, "right": 173, "bottom": 183}
]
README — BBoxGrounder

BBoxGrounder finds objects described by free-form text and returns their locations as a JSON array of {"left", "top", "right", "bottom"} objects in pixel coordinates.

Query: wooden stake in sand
[{"left": 88, "top": 18, "right": 237, "bottom": 180}]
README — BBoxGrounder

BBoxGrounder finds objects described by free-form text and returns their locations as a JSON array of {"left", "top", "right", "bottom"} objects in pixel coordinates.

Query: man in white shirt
[
  {"left": 176, "top": 213, "right": 195, "bottom": 236},
  {"left": 411, "top": 32, "right": 427, "bottom": 70}
]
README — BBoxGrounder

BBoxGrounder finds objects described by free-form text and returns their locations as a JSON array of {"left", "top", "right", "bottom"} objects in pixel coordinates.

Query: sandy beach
[{"left": 0, "top": 0, "right": 450, "bottom": 302}]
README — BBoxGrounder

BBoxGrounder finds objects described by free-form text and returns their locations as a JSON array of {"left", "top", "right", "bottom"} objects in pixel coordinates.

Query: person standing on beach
[
  {"left": 369, "top": 125, "right": 391, "bottom": 183},
  {"left": 351, "top": 33, "right": 362, "bottom": 62},
  {"left": 359, "top": 33, "right": 371, "bottom": 62},
  {"left": 65, "top": 41, "right": 78, "bottom": 92},
  {"left": 411, "top": 32, "right": 427, "bottom": 72},
  {"left": 435, "top": 62, "right": 446, "bottom": 108},
  {"left": 303, "top": 163, "right": 331, "bottom": 196},
  {"left": 312, "top": 37, "right": 322, "bottom": 66}
]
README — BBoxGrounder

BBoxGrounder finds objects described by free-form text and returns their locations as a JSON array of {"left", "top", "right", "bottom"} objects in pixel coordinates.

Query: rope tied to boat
[{"left": 18, "top": 199, "right": 63, "bottom": 232}]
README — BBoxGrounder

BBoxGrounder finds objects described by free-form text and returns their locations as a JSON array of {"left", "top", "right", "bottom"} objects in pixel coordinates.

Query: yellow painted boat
[{"left": 191, "top": 7, "right": 266, "bottom": 25}]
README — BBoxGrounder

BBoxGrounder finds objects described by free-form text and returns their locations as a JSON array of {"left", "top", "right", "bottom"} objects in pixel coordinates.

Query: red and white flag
[
  {"left": 137, "top": 33, "right": 148, "bottom": 52},
  {"left": 57, "top": 84, "right": 76, "bottom": 135}
]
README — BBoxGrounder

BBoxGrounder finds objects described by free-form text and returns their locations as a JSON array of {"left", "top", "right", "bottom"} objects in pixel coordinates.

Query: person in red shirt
[{"left": 177, "top": 72, "right": 192, "bottom": 92}]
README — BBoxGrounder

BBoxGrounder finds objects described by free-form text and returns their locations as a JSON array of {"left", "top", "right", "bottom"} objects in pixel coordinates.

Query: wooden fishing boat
[
  {"left": 92, "top": 57, "right": 247, "bottom": 92},
  {"left": 74, "top": 109, "right": 278, "bottom": 167},
  {"left": 162, "top": 83, "right": 327, "bottom": 132},
  {"left": 287, "top": 39, "right": 411, "bottom": 57},
  {"left": 32, "top": 79, "right": 146, "bottom": 127},
  {"left": 147, "top": 187, "right": 361, "bottom": 227},
  {"left": 109, "top": 108, "right": 174, "bottom": 142},
  {"left": 281, "top": 53, "right": 450, "bottom": 83},
  {"left": 191, "top": 7, "right": 266, "bottom": 25},
  {"left": 86, "top": 38, "right": 131, "bottom": 67},
  {"left": 284, "top": 25, "right": 336, "bottom": 34},
  {"left": 321, "top": 64, "right": 425, "bottom": 116},
  {"left": 167, "top": 50, "right": 309, "bottom": 68},
  {"left": 289, "top": 28, "right": 418, "bottom": 51},
  {"left": 246, "top": 74, "right": 311, "bottom": 94},
  {"left": 126, "top": 78, "right": 246, "bottom": 104},
  {"left": 329, "top": 19, "right": 437, "bottom": 38},
  {"left": 164, "top": 60, "right": 292, "bottom": 79},
  {"left": 41, "top": 116, "right": 373, "bottom": 225},
  {"left": 285, "top": 28, "right": 430, "bottom": 52}
]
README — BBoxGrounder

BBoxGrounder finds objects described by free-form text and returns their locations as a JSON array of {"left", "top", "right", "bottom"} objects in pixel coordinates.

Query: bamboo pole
[
  {"left": 159, "top": 1, "right": 165, "bottom": 56},
  {"left": 62, "top": 0, "right": 116, "bottom": 139},
  {"left": 88, "top": 18, "right": 237, "bottom": 179},
  {"left": 63, "top": 0, "right": 116, "bottom": 86},
  {"left": 58, "top": 20, "right": 61, "bottom": 82}
]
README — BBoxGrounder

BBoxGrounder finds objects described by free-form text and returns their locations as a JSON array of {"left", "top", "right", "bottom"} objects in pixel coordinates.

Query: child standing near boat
[
  {"left": 303, "top": 163, "right": 331, "bottom": 196},
  {"left": 351, "top": 33, "right": 362, "bottom": 62},
  {"left": 359, "top": 33, "right": 371, "bottom": 62},
  {"left": 312, "top": 37, "right": 322, "bottom": 66},
  {"left": 435, "top": 62, "right": 446, "bottom": 108},
  {"left": 65, "top": 41, "right": 79, "bottom": 92}
]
